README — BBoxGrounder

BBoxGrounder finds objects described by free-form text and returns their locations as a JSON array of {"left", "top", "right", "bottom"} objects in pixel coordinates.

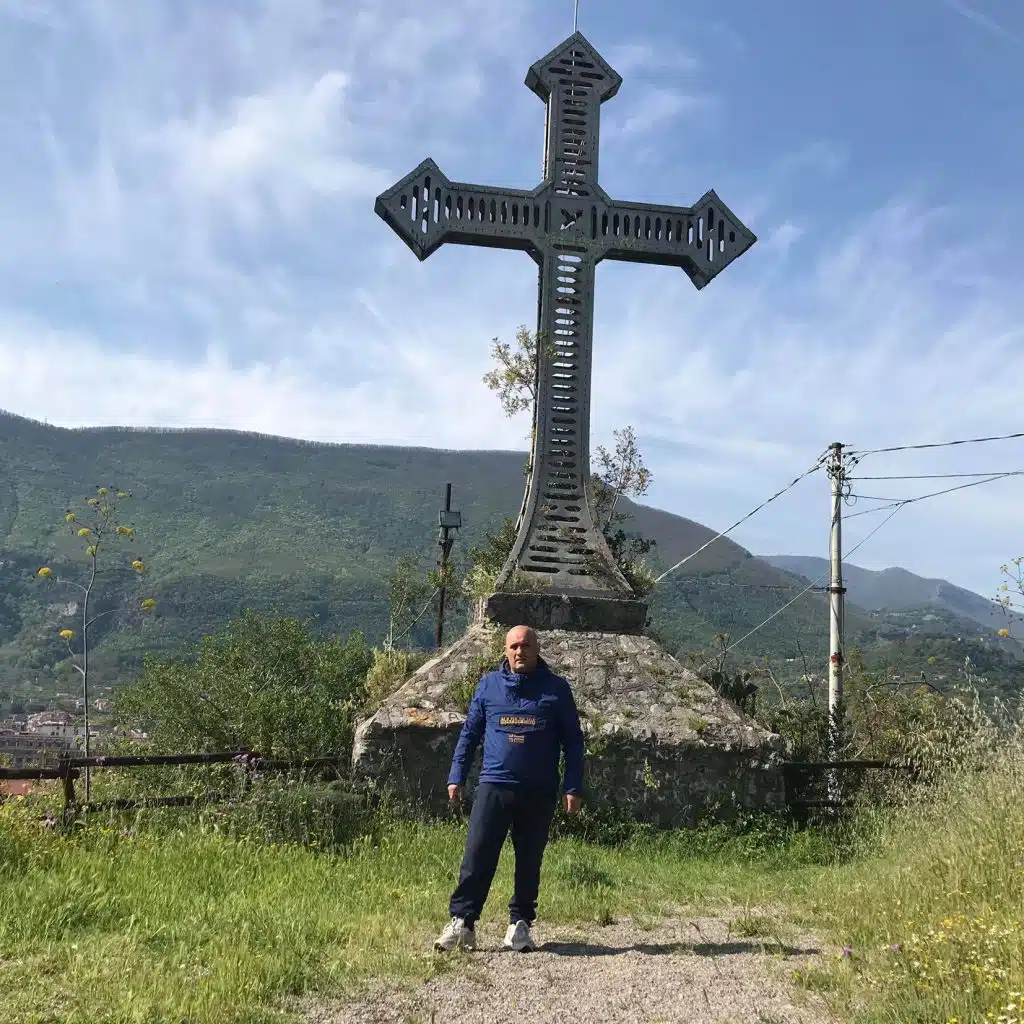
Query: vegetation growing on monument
[{"left": 383, "top": 554, "right": 431, "bottom": 650}]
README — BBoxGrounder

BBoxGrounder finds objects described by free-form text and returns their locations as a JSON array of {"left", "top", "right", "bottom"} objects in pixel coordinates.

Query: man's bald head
[{"left": 505, "top": 625, "right": 539, "bottom": 674}]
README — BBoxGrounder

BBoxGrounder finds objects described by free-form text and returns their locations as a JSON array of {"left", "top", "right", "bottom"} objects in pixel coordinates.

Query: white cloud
[
  {"left": 604, "top": 42, "right": 700, "bottom": 76},
  {"left": 944, "top": 0, "right": 1022, "bottom": 45},
  {"left": 763, "top": 221, "right": 803, "bottom": 255},
  {"left": 0, "top": 311, "right": 521, "bottom": 450},
  {"left": 0, "top": 0, "right": 62, "bottom": 28},
  {"left": 615, "top": 87, "right": 716, "bottom": 136},
  {"left": 151, "top": 71, "right": 385, "bottom": 225}
]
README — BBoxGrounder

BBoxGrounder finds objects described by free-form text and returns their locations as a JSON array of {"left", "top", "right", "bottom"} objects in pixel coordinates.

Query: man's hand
[
  {"left": 563, "top": 793, "right": 582, "bottom": 815},
  {"left": 448, "top": 784, "right": 464, "bottom": 805}
]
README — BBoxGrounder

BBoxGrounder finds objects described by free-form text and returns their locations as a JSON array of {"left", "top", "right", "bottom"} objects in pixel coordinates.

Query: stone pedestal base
[
  {"left": 482, "top": 592, "right": 648, "bottom": 634},
  {"left": 351, "top": 622, "right": 785, "bottom": 826}
]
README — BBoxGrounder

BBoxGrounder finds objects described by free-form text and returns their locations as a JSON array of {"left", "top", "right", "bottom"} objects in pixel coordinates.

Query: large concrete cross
[{"left": 376, "top": 32, "right": 755, "bottom": 632}]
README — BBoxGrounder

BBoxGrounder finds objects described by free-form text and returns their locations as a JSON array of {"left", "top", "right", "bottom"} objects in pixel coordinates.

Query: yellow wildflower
[
  {"left": 141, "top": 598, "right": 156, "bottom": 611},
  {"left": 85, "top": 545, "right": 98, "bottom": 556},
  {"left": 77, "top": 527, "right": 91, "bottom": 537},
  {"left": 998, "top": 628, "right": 1011, "bottom": 638},
  {"left": 65, "top": 513, "right": 75, "bottom": 523},
  {"left": 116, "top": 525, "right": 134, "bottom": 536},
  {"left": 97, "top": 487, "right": 108, "bottom": 496},
  {"left": 131, "top": 559, "right": 145, "bottom": 573},
  {"left": 37, "top": 567, "right": 52, "bottom": 578},
  {"left": 59, "top": 629, "right": 74, "bottom": 641}
]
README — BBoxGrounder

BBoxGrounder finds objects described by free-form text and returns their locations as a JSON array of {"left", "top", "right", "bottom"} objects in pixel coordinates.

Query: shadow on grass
[{"left": 538, "top": 939, "right": 819, "bottom": 957}]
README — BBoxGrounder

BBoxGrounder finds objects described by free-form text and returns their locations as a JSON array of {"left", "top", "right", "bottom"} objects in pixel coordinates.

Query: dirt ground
[{"left": 302, "top": 913, "right": 836, "bottom": 1024}]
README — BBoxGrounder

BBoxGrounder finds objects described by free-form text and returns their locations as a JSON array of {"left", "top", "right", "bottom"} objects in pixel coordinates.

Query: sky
[{"left": 0, "top": 0, "right": 1021, "bottom": 600}]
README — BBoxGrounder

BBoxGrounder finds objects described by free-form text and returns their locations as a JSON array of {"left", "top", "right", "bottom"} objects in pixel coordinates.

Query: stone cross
[{"left": 376, "top": 33, "right": 755, "bottom": 632}]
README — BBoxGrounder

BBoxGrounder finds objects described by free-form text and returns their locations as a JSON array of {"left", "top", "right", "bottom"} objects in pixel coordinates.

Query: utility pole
[
  {"left": 435, "top": 483, "right": 461, "bottom": 650},
  {"left": 826, "top": 442, "right": 847, "bottom": 796}
]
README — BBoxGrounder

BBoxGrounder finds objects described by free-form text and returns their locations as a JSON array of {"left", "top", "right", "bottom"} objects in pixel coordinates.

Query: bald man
[{"left": 434, "top": 625, "right": 584, "bottom": 954}]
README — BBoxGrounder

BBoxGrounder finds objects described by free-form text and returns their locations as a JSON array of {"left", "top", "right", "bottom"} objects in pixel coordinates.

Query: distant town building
[
  {"left": 0, "top": 711, "right": 111, "bottom": 767},
  {"left": 0, "top": 729, "right": 73, "bottom": 767}
]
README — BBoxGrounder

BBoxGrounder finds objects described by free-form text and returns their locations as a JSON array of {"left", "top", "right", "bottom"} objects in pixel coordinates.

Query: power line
[
  {"left": 845, "top": 504, "right": 905, "bottom": 561},
  {"left": 652, "top": 451, "right": 829, "bottom": 585},
  {"left": 845, "top": 473, "right": 1017, "bottom": 518},
  {"left": 387, "top": 587, "right": 440, "bottom": 647},
  {"left": 852, "top": 430, "right": 1024, "bottom": 457},
  {"left": 690, "top": 503, "right": 903, "bottom": 674},
  {"left": 852, "top": 471, "right": 1024, "bottom": 481},
  {"left": 671, "top": 578, "right": 822, "bottom": 591},
  {"left": 847, "top": 493, "right": 916, "bottom": 503}
]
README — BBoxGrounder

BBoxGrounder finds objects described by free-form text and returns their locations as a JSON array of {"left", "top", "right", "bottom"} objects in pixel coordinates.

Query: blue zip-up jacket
[{"left": 447, "top": 656, "right": 584, "bottom": 795}]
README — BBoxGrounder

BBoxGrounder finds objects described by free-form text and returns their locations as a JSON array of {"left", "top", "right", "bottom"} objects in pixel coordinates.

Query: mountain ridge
[
  {"left": 760, "top": 555, "right": 1017, "bottom": 632},
  {"left": 0, "top": 410, "right": 1019, "bottom": 710}
]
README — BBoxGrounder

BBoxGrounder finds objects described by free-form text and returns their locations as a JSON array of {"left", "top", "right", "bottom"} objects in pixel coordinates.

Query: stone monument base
[
  {"left": 351, "top": 617, "right": 785, "bottom": 827},
  {"left": 482, "top": 591, "right": 648, "bottom": 634}
]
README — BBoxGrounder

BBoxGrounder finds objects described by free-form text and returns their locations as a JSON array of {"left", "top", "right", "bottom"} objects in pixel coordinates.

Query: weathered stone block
[
  {"left": 483, "top": 592, "right": 648, "bottom": 634},
  {"left": 352, "top": 622, "right": 785, "bottom": 825}
]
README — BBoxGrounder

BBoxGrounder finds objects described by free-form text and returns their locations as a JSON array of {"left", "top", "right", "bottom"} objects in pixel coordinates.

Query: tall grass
[{"left": 804, "top": 694, "right": 1024, "bottom": 1023}]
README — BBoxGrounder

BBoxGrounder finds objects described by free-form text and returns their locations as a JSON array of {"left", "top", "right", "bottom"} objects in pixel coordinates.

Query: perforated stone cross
[{"left": 376, "top": 33, "right": 755, "bottom": 631}]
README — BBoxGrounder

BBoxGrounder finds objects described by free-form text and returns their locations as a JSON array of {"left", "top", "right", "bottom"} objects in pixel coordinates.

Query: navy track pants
[{"left": 448, "top": 783, "right": 557, "bottom": 927}]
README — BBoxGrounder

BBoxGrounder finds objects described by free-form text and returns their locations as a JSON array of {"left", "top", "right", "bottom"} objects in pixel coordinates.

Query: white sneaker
[
  {"left": 434, "top": 916, "right": 476, "bottom": 952},
  {"left": 504, "top": 920, "right": 536, "bottom": 952}
]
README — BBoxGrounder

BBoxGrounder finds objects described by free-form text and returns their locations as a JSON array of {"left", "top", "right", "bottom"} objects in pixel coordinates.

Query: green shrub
[
  {"left": 204, "top": 773, "right": 381, "bottom": 851},
  {"left": 114, "top": 611, "right": 374, "bottom": 758},
  {"left": 364, "top": 647, "right": 431, "bottom": 708}
]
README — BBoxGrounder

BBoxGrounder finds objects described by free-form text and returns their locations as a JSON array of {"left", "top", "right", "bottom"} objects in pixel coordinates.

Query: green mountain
[
  {"left": 0, "top": 411, "right": 1019, "bottom": 713},
  {"left": 761, "top": 555, "right": 1019, "bottom": 632}
]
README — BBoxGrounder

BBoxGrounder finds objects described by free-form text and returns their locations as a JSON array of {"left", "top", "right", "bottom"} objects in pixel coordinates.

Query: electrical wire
[
  {"left": 672, "top": 579, "right": 822, "bottom": 591},
  {"left": 689, "top": 456, "right": 1017, "bottom": 669},
  {"left": 844, "top": 473, "right": 1017, "bottom": 518},
  {"left": 852, "top": 471, "right": 1024, "bottom": 481},
  {"left": 846, "top": 493, "right": 914, "bottom": 503},
  {"left": 386, "top": 587, "right": 440, "bottom": 647},
  {"left": 689, "top": 504, "right": 903, "bottom": 675},
  {"left": 652, "top": 450, "right": 830, "bottom": 585},
  {"left": 852, "top": 431, "right": 1024, "bottom": 457}
]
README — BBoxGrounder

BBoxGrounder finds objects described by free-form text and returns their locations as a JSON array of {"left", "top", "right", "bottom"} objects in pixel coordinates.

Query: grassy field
[
  {"left": 2, "top": 737, "right": 1024, "bottom": 1024},
  {"left": 0, "top": 798, "right": 834, "bottom": 1024}
]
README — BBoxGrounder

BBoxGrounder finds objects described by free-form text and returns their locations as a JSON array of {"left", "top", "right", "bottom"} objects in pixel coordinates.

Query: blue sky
[{"left": 0, "top": 0, "right": 1022, "bottom": 599}]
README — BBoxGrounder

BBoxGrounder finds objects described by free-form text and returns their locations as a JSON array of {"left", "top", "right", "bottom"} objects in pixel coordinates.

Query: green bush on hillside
[{"left": 113, "top": 610, "right": 373, "bottom": 758}]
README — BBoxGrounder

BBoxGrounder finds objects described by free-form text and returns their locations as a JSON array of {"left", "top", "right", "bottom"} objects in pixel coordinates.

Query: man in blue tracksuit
[{"left": 434, "top": 624, "right": 584, "bottom": 954}]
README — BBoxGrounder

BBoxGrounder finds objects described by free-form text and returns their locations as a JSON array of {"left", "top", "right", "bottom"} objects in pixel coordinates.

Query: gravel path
[{"left": 303, "top": 914, "right": 834, "bottom": 1024}]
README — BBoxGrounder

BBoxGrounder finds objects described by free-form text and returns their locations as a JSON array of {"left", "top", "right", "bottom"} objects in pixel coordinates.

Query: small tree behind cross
[
  {"left": 35, "top": 486, "right": 155, "bottom": 802},
  {"left": 478, "top": 326, "right": 658, "bottom": 597},
  {"left": 481, "top": 326, "right": 546, "bottom": 418}
]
